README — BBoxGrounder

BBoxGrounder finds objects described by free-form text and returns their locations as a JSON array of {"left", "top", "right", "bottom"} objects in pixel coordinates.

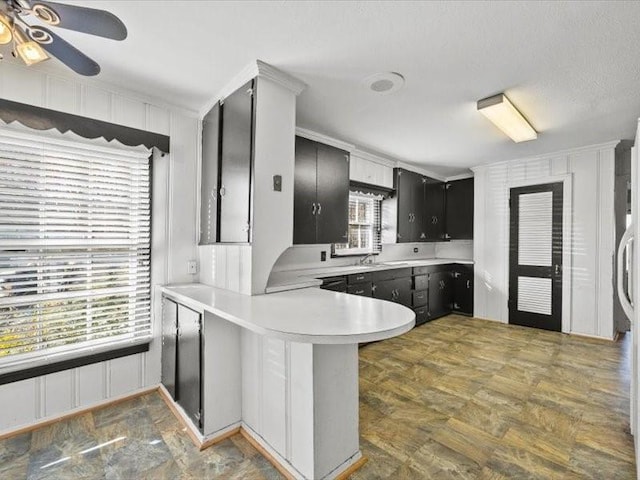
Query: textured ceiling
[{"left": 9, "top": 1, "right": 640, "bottom": 175}]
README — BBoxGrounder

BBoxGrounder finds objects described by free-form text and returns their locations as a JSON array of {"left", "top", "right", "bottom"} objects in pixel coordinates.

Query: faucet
[{"left": 359, "top": 253, "right": 375, "bottom": 265}]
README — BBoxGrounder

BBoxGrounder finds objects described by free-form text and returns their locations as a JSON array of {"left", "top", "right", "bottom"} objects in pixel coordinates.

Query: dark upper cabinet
[
  {"left": 219, "top": 80, "right": 255, "bottom": 243},
  {"left": 425, "top": 178, "right": 445, "bottom": 240},
  {"left": 293, "top": 136, "right": 318, "bottom": 245},
  {"left": 394, "top": 168, "right": 428, "bottom": 242},
  {"left": 199, "top": 80, "right": 255, "bottom": 244},
  {"left": 200, "top": 103, "right": 220, "bottom": 245},
  {"left": 445, "top": 178, "right": 474, "bottom": 240},
  {"left": 293, "top": 136, "right": 350, "bottom": 245}
]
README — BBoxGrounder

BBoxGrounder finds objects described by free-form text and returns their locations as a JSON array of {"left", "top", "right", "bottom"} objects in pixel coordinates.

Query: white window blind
[
  {"left": 0, "top": 128, "right": 152, "bottom": 374},
  {"left": 334, "top": 191, "right": 382, "bottom": 255}
]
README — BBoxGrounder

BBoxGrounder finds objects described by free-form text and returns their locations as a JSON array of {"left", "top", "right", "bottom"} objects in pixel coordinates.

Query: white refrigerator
[{"left": 617, "top": 118, "right": 640, "bottom": 473}]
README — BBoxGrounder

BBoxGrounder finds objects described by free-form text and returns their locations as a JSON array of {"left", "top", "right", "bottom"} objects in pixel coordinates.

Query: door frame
[{"left": 505, "top": 174, "right": 573, "bottom": 333}]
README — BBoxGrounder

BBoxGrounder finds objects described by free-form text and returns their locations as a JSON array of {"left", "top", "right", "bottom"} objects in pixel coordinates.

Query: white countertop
[
  {"left": 266, "top": 257, "right": 474, "bottom": 293},
  {"left": 161, "top": 283, "right": 416, "bottom": 345}
]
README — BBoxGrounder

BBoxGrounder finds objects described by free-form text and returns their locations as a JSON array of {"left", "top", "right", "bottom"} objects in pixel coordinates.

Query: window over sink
[{"left": 333, "top": 190, "right": 383, "bottom": 256}]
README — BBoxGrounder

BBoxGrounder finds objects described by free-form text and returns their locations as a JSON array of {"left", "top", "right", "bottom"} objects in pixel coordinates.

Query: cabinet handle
[
  {"left": 318, "top": 203, "right": 322, "bottom": 215},
  {"left": 355, "top": 290, "right": 364, "bottom": 295},
  {"left": 466, "top": 280, "right": 470, "bottom": 289},
  {"left": 434, "top": 217, "right": 438, "bottom": 224},
  {"left": 312, "top": 203, "right": 316, "bottom": 215},
  {"left": 219, "top": 186, "right": 226, "bottom": 197}
]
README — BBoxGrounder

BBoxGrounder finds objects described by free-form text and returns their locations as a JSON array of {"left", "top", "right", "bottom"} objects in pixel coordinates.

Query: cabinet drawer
[
  {"left": 414, "top": 306, "right": 428, "bottom": 326},
  {"left": 347, "top": 272, "right": 372, "bottom": 284},
  {"left": 413, "top": 264, "right": 453, "bottom": 276},
  {"left": 414, "top": 275, "right": 428, "bottom": 291},
  {"left": 412, "top": 289, "right": 428, "bottom": 307},
  {"left": 347, "top": 283, "right": 372, "bottom": 296},
  {"left": 373, "top": 267, "right": 412, "bottom": 281}
]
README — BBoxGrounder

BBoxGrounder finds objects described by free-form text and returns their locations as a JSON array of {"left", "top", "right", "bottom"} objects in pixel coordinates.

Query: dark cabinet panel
[
  {"left": 200, "top": 103, "right": 220, "bottom": 245},
  {"left": 373, "top": 267, "right": 412, "bottom": 281},
  {"left": 425, "top": 179, "right": 445, "bottom": 240},
  {"left": 412, "top": 173, "right": 427, "bottom": 241},
  {"left": 320, "top": 276, "right": 347, "bottom": 292},
  {"left": 428, "top": 271, "right": 453, "bottom": 319},
  {"left": 177, "top": 305, "right": 202, "bottom": 431},
  {"left": 316, "top": 144, "right": 350, "bottom": 244},
  {"left": 293, "top": 136, "right": 350, "bottom": 244},
  {"left": 373, "top": 277, "right": 412, "bottom": 307},
  {"left": 347, "top": 283, "right": 373, "bottom": 296},
  {"left": 414, "top": 306, "right": 428, "bottom": 326},
  {"left": 414, "top": 274, "right": 428, "bottom": 291},
  {"left": 293, "top": 136, "right": 318, "bottom": 245},
  {"left": 394, "top": 169, "right": 427, "bottom": 242},
  {"left": 161, "top": 298, "right": 178, "bottom": 400},
  {"left": 445, "top": 178, "right": 474, "bottom": 240},
  {"left": 219, "top": 80, "right": 254, "bottom": 243},
  {"left": 453, "top": 265, "right": 474, "bottom": 315},
  {"left": 348, "top": 272, "right": 372, "bottom": 284},
  {"left": 412, "top": 289, "right": 428, "bottom": 307}
]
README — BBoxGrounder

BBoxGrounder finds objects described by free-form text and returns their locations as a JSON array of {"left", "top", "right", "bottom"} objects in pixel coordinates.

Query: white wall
[
  {"left": 473, "top": 141, "right": 618, "bottom": 339},
  {"left": 0, "top": 62, "right": 199, "bottom": 433}
]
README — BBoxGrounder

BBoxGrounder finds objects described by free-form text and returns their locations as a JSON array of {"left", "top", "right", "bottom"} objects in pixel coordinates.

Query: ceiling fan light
[
  {"left": 13, "top": 24, "right": 50, "bottom": 66},
  {"left": 0, "top": 12, "right": 12, "bottom": 45},
  {"left": 16, "top": 41, "right": 50, "bottom": 65},
  {"left": 477, "top": 93, "right": 537, "bottom": 143}
]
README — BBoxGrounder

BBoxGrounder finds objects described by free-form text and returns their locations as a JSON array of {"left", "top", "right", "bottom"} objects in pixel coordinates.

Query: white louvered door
[{"left": 509, "top": 183, "right": 563, "bottom": 331}]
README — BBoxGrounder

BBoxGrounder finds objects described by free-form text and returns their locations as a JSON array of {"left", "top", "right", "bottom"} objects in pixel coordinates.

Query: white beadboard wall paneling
[
  {"left": 472, "top": 141, "right": 619, "bottom": 339},
  {"left": 0, "top": 64, "right": 200, "bottom": 433}
]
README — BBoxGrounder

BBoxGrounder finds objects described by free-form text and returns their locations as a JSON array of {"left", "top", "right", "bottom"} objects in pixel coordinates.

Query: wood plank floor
[
  {"left": 0, "top": 314, "right": 635, "bottom": 479},
  {"left": 354, "top": 315, "right": 636, "bottom": 479}
]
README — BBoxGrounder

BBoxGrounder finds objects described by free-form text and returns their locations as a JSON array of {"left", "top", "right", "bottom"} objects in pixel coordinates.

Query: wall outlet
[
  {"left": 413, "top": 247, "right": 419, "bottom": 253},
  {"left": 320, "top": 251, "right": 327, "bottom": 262},
  {"left": 273, "top": 174, "right": 282, "bottom": 192},
  {"left": 187, "top": 260, "right": 198, "bottom": 275}
]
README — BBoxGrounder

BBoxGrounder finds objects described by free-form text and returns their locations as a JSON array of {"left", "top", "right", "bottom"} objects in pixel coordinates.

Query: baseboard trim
[
  {"left": 239, "top": 427, "right": 297, "bottom": 480},
  {"left": 0, "top": 384, "right": 158, "bottom": 441},
  {"left": 336, "top": 456, "right": 368, "bottom": 480}
]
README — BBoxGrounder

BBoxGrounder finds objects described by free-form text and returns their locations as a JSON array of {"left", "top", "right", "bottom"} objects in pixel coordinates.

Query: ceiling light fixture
[
  {"left": 0, "top": 0, "right": 127, "bottom": 76},
  {"left": 0, "top": 11, "right": 12, "bottom": 45},
  {"left": 13, "top": 23, "right": 49, "bottom": 65},
  {"left": 477, "top": 93, "right": 537, "bottom": 143},
  {"left": 363, "top": 72, "right": 405, "bottom": 95}
]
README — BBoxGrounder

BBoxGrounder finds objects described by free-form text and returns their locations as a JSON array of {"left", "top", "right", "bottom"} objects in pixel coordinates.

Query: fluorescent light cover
[
  {"left": 0, "top": 13, "right": 12, "bottom": 45},
  {"left": 477, "top": 93, "right": 537, "bottom": 143}
]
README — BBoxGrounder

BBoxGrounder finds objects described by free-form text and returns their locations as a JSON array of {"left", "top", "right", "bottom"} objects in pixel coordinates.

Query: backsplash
[{"left": 271, "top": 241, "right": 472, "bottom": 272}]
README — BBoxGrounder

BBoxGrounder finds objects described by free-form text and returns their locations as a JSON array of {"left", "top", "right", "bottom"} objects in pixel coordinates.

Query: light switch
[{"left": 273, "top": 175, "right": 282, "bottom": 192}]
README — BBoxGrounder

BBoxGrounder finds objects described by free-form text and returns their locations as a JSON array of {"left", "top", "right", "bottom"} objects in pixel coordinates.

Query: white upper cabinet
[{"left": 349, "top": 152, "right": 394, "bottom": 188}]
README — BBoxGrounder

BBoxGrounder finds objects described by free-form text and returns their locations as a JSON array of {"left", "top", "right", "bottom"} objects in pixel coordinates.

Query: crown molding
[
  {"left": 445, "top": 172, "right": 474, "bottom": 182},
  {"left": 199, "top": 60, "right": 306, "bottom": 118},
  {"left": 295, "top": 127, "right": 355, "bottom": 152},
  {"left": 470, "top": 139, "right": 622, "bottom": 173},
  {"left": 396, "top": 161, "right": 446, "bottom": 182},
  {"left": 351, "top": 148, "right": 396, "bottom": 168}
]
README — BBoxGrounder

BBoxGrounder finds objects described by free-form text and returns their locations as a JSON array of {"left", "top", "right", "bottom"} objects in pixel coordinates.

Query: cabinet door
[
  {"left": 316, "top": 144, "right": 350, "bottom": 244},
  {"left": 413, "top": 175, "right": 428, "bottom": 241},
  {"left": 200, "top": 103, "right": 221, "bottom": 244},
  {"left": 374, "top": 277, "right": 412, "bottom": 305},
  {"left": 219, "top": 80, "right": 254, "bottom": 243},
  {"left": 453, "top": 267, "right": 474, "bottom": 315},
  {"left": 428, "top": 272, "right": 453, "bottom": 319},
  {"left": 394, "top": 169, "right": 414, "bottom": 243},
  {"left": 161, "top": 298, "right": 178, "bottom": 400},
  {"left": 293, "top": 136, "right": 318, "bottom": 244},
  {"left": 425, "top": 179, "right": 445, "bottom": 240},
  {"left": 177, "top": 305, "right": 202, "bottom": 431},
  {"left": 446, "top": 178, "right": 474, "bottom": 239}
]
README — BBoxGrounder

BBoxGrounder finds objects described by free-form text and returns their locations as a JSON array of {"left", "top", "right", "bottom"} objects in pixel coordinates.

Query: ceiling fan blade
[
  {"left": 30, "top": 1, "right": 127, "bottom": 40},
  {"left": 35, "top": 26, "right": 100, "bottom": 76}
]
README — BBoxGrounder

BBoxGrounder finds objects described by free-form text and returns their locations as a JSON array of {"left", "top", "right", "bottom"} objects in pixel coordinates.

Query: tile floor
[{"left": 0, "top": 315, "right": 635, "bottom": 479}]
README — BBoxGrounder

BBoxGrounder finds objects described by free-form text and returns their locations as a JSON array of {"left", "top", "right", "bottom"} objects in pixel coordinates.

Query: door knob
[{"left": 555, "top": 264, "right": 561, "bottom": 276}]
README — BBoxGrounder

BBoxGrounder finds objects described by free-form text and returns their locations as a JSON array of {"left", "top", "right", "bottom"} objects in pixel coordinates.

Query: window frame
[
  {"left": 0, "top": 127, "right": 155, "bottom": 384},
  {"left": 333, "top": 190, "right": 383, "bottom": 257}
]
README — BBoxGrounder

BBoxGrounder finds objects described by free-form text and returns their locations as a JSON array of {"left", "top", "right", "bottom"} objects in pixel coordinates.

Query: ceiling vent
[{"left": 363, "top": 72, "right": 405, "bottom": 95}]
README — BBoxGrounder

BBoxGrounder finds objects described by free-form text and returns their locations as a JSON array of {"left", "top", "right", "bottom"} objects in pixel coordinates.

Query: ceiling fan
[{"left": 0, "top": 0, "right": 127, "bottom": 76}]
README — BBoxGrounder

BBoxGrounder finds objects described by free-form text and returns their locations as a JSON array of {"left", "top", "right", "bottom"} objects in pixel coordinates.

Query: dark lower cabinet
[
  {"left": 452, "top": 265, "right": 474, "bottom": 315},
  {"left": 317, "top": 264, "right": 472, "bottom": 329},
  {"left": 373, "top": 277, "right": 412, "bottom": 307},
  {"left": 428, "top": 271, "right": 453, "bottom": 320},
  {"left": 161, "top": 298, "right": 178, "bottom": 399},
  {"left": 161, "top": 298, "right": 203, "bottom": 432}
]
